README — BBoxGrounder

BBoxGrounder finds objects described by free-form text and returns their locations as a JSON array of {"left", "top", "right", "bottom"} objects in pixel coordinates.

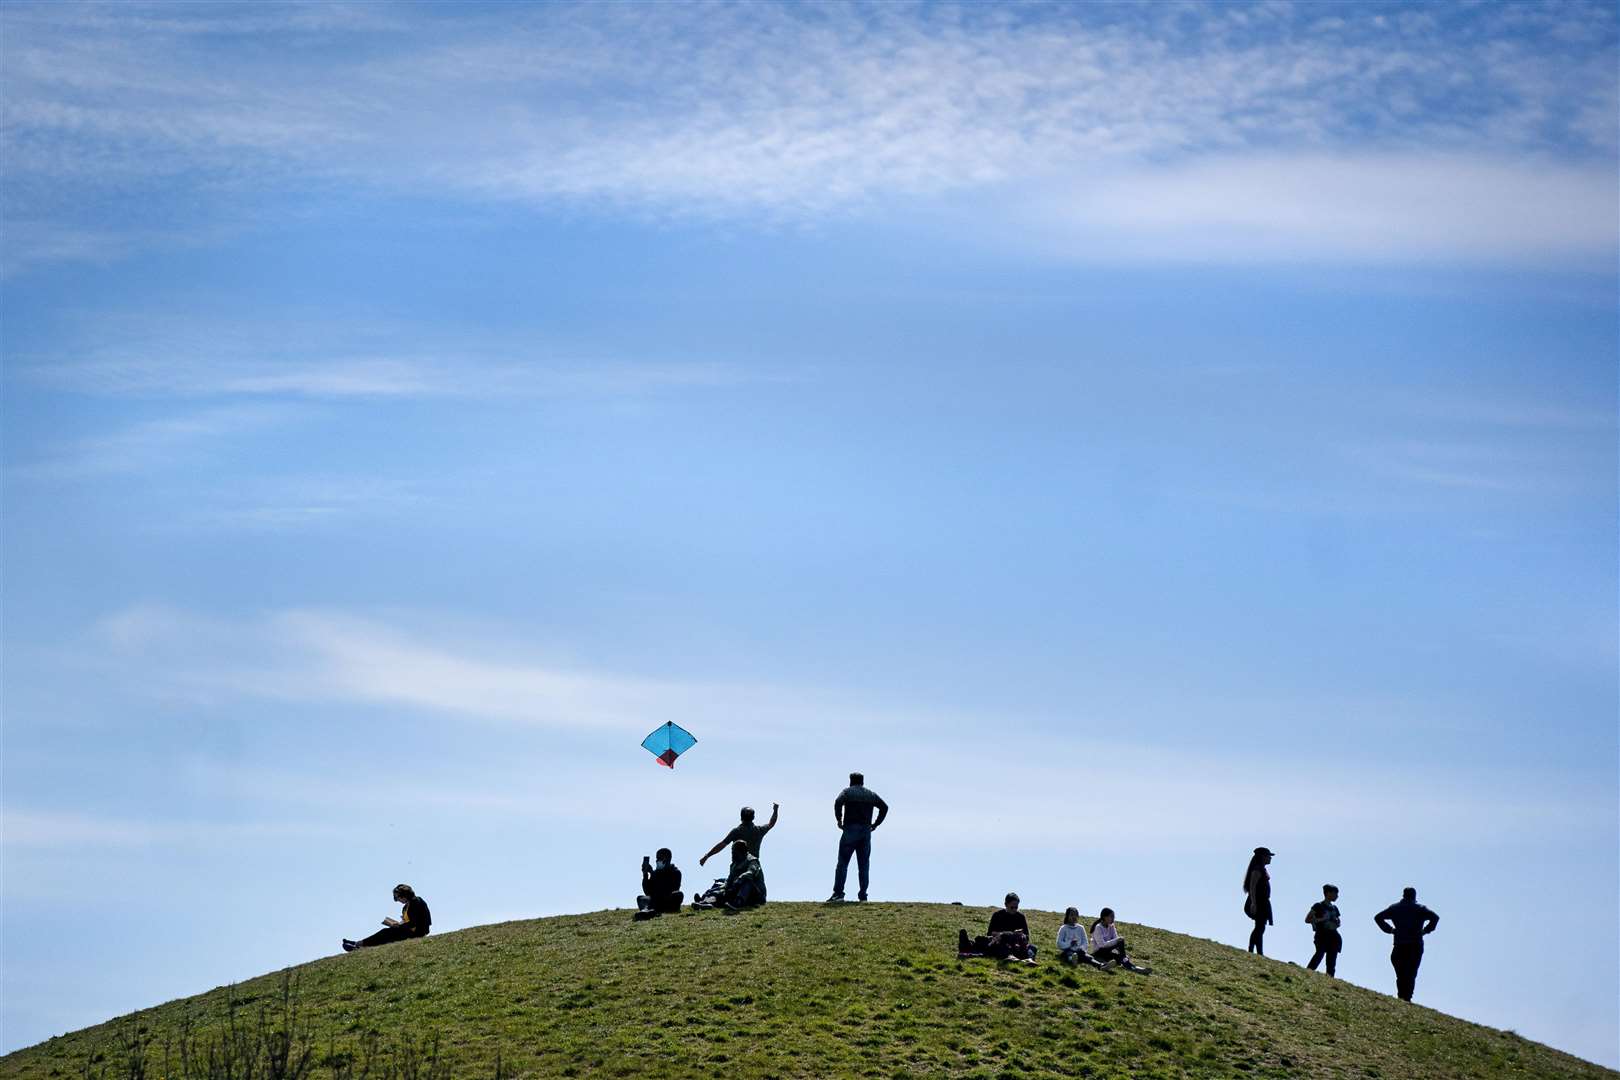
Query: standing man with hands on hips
[{"left": 828, "top": 771, "right": 889, "bottom": 902}]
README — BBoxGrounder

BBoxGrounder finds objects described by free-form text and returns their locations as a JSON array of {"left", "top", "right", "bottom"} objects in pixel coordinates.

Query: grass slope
[{"left": 4, "top": 903, "right": 1612, "bottom": 1080}]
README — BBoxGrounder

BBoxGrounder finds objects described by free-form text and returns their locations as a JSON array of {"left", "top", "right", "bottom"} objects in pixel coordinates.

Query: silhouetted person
[
  {"left": 343, "top": 884, "right": 430, "bottom": 951},
  {"left": 700, "top": 803, "right": 778, "bottom": 867},
  {"left": 1375, "top": 887, "right": 1439, "bottom": 1001},
  {"left": 720, "top": 839, "right": 766, "bottom": 911},
  {"left": 1243, "top": 847, "right": 1273, "bottom": 954},
  {"left": 1306, "top": 884, "right": 1342, "bottom": 977},
  {"left": 827, "top": 771, "right": 888, "bottom": 902},
  {"left": 957, "top": 892, "right": 1034, "bottom": 961},
  {"left": 635, "top": 847, "right": 683, "bottom": 919}
]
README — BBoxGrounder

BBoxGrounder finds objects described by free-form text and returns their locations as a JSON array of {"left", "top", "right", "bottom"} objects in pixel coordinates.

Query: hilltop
[{"left": 3, "top": 903, "right": 1612, "bottom": 1079}]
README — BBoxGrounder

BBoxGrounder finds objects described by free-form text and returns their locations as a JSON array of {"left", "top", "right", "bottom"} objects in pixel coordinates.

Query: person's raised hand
[{"left": 699, "top": 854, "right": 708, "bottom": 866}]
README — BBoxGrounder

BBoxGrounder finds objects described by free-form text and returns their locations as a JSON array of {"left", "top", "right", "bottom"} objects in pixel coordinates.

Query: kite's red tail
[{"left": 657, "top": 749, "right": 678, "bottom": 768}]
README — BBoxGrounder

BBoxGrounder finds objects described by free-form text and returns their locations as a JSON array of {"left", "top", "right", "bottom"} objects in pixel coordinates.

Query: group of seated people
[
  {"left": 636, "top": 805, "right": 778, "bottom": 918},
  {"left": 957, "top": 893, "right": 1148, "bottom": 973}
]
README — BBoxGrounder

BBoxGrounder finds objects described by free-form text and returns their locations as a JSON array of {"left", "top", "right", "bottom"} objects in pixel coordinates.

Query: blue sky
[{"left": 2, "top": 0, "right": 1616, "bottom": 1068}]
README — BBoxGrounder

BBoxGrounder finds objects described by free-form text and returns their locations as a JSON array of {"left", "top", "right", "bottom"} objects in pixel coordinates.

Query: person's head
[
  {"left": 1402, "top": 886, "right": 1417, "bottom": 902},
  {"left": 655, "top": 847, "right": 673, "bottom": 867},
  {"left": 731, "top": 839, "right": 749, "bottom": 862},
  {"left": 1003, "top": 892, "right": 1020, "bottom": 911},
  {"left": 1063, "top": 906, "right": 1079, "bottom": 925},
  {"left": 739, "top": 806, "right": 756, "bottom": 823},
  {"left": 849, "top": 771, "right": 864, "bottom": 786},
  {"left": 392, "top": 883, "right": 414, "bottom": 902},
  {"left": 1323, "top": 884, "right": 1339, "bottom": 901}
]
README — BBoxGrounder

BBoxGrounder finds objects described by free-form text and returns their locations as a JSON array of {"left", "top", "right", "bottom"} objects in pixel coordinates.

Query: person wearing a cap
[
  {"left": 699, "top": 802, "right": 779, "bottom": 867},
  {"left": 1242, "top": 847, "right": 1274, "bottom": 955},
  {"left": 1375, "top": 887, "right": 1440, "bottom": 1001},
  {"left": 1305, "top": 884, "right": 1342, "bottom": 976}
]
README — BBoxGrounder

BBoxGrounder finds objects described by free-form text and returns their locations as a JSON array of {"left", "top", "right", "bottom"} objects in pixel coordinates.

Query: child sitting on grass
[
  {"left": 1057, "top": 907, "right": 1108, "bottom": 968},
  {"left": 1089, "top": 908, "right": 1150, "bottom": 974}
]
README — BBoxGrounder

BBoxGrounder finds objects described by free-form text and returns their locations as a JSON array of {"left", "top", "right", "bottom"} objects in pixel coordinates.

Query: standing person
[
  {"left": 1242, "top": 847, "right": 1274, "bottom": 955},
  {"left": 699, "top": 803, "right": 779, "bottom": 867},
  {"left": 635, "top": 847, "right": 683, "bottom": 919},
  {"left": 1375, "top": 887, "right": 1439, "bottom": 1001},
  {"left": 343, "top": 884, "right": 430, "bottom": 951},
  {"left": 827, "top": 771, "right": 888, "bottom": 903},
  {"left": 1305, "top": 884, "right": 1343, "bottom": 976}
]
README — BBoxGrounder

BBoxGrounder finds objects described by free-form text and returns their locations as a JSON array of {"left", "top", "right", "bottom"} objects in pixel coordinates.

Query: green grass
[{"left": 4, "top": 903, "right": 1612, "bottom": 1079}]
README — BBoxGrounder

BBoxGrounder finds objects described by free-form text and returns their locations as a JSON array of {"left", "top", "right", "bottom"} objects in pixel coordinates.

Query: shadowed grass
[{"left": 3, "top": 903, "right": 1612, "bottom": 1079}]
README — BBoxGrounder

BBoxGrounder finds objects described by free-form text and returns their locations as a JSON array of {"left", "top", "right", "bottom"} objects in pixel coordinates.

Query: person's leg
[
  {"left": 1325, "top": 931, "right": 1341, "bottom": 977},
  {"left": 655, "top": 891, "right": 684, "bottom": 914},
  {"left": 855, "top": 828, "right": 872, "bottom": 901},
  {"left": 832, "top": 829, "right": 856, "bottom": 899},
  {"left": 359, "top": 925, "right": 412, "bottom": 948},
  {"left": 1249, "top": 917, "right": 1266, "bottom": 955},
  {"left": 1093, "top": 942, "right": 1125, "bottom": 965},
  {"left": 1392, "top": 944, "right": 1420, "bottom": 1000}
]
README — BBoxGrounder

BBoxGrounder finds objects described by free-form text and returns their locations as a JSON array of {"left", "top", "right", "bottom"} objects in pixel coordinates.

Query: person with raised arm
[{"left": 699, "top": 803, "right": 778, "bottom": 867}]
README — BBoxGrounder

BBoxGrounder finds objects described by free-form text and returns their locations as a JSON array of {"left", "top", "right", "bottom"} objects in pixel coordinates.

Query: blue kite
[{"left": 641, "top": 721, "right": 697, "bottom": 769}]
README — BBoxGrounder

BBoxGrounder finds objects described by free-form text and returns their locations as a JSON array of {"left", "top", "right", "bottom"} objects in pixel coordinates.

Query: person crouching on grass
[{"left": 343, "top": 884, "right": 430, "bottom": 952}]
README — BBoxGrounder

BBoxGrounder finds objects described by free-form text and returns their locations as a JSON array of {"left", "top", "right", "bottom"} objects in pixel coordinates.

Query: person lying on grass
[
  {"left": 1089, "top": 908, "right": 1149, "bottom": 973},
  {"left": 1057, "top": 907, "right": 1108, "bottom": 969},
  {"left": 343, "top": 884, "right": 430, "bottom": 952},
  {"left": 634, "top": 848, "right": 684, "bottom": 920},
  {"left": 957, "top": 892, "right": 1037, "bottom": 962}
]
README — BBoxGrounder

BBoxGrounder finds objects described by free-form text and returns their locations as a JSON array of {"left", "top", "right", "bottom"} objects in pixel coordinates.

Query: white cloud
[
  {"left": 2, "top": 809, "right": 338, "bottom": 849},
  {"left": 2, "top": 2, "right": 1613, "bottom": 265},
  {"left": 1027, "top": 155, "right": 1617, "bottom": 264},
  {"left": 5, "top": 404, "right": 292, "bottom": 480}
]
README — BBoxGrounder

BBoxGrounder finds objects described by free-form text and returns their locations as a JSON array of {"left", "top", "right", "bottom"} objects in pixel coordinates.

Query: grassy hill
[{"left": 3, "top": 902, "right": 1612, "bottom": 1080}]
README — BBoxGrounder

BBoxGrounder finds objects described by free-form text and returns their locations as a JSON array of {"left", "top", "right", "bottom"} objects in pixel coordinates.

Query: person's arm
[
  {"left": 762, "top": 802, "right": 780, "bottom": 834},
  {"left": 834, "top": 792, "right": 846, "bottom": 828},
  {"left": 1422, "top": 908, "right": 1439, "bottom": 935},
  {"left": 699, "top": 831, "right": 733, "bottom": 866},
  {"left": 1374, "top": 906, "right": 1396, "bottom": 934},
  {"left": 642, "top": 862, "right": 654, "bottom": 890},
  {"left": 872, "top": 794, "right": 889, "bottom": 829}
]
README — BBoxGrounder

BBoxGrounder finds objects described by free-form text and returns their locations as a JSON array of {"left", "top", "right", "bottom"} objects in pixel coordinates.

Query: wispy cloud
[
  {"left": 3, "top": 1, "right": 1614, "bottom": 266},
  {"left": 6, "top": 404, "right": 291, "bottom": 480},
  {"left": 92, "top": 606, "right": 792, "bottom": 734},
  {"left": 1024, "top": 155, "right": 1617, "bottom": 264}
]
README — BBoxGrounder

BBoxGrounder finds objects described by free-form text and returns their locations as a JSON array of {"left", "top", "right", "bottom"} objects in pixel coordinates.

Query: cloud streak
[{"left": 3, "top": 1, "right": 1614, "bottom": 266}]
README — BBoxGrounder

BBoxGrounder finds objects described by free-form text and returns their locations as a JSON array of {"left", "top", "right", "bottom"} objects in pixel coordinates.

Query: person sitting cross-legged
[{"left": 342, "top": 884, "right": 430, "bottom": 952}]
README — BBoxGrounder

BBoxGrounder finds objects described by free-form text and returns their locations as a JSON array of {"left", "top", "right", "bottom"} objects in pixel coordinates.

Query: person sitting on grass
[
  {"left": 343, "top": 884, "right": 430, "bottom": 952},
  {"left": 720, "top": 839, "right": 767, "bottom": 911},
  {"left": 1057, "top": 906, "right": 1107, "bottom": 968},
  {"left": 1089, "top": 908, "right": 1148, "bottom": 973},
  {"left": 957, "top": 892, "right": 1036, "bottom": 962},
  {"left": 635, "top": 848, "right": 683, "bottom": 920}
]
